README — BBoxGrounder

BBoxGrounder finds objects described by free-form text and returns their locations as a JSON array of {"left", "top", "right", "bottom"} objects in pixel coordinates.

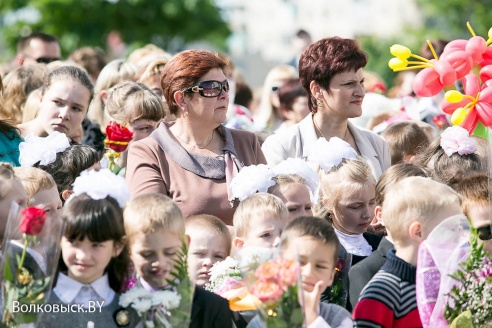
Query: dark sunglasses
[
  {"left": 185, "top": 80, "right": 229, "bottom": 98},
  {"left": 35, "top": 57, "right": 60, "bottom": 64},
  {"left": 477, "top": 225, "right": 492, "bottom": 241}
]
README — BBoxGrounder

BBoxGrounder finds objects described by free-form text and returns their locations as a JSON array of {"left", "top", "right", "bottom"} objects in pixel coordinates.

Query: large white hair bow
[
  {"left": 272, "top": 157, "right": 319, "bottom": 198},
  {"left": 307, "top": 137, "right": 358, "bottom": 172},
  {"left": 70, "top": 168, "right": 130, "bottom": 207},
  {"left": 19, "top": 132, "right": 71, "bottom": 167},
  {"left": 230, "top": 164, "right": 276, "bottom": 201},
  {"left": 440, "top": 126, "right": 477, "bottom": 157}
]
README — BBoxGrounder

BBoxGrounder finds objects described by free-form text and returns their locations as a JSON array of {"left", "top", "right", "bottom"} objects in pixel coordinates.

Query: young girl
[
  {"left": 18, "top": 66, "right": 94, "bottom": 142},
  {"left": 268, "top": 157, "right": 319, "bottom": 221},
  {"left": 0, "top": 163, "right": 27, "bottom": 244},
  {"left": 37, "top": 169, "right": 139, "bottom": 327},
  {"left": 309, "top": 138, "right": 380, "bottom": 266}
]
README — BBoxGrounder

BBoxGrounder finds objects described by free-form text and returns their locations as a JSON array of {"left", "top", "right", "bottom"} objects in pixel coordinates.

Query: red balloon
[
  {"left": 462, "top": 74, "right": 481, "bottom": 95},
  {"left": 441, "top": 98, "right": 470, "bottom": 114},
  {"left": 481, "top": 48, "right": 492, "bottom": 67},
  {"left": 413, "top": 68, "right": 443, "bottom": 97},
  {"left": 479, "top": 85, "right": 492, "bottom": 103},
  {"left": 465, "top": 36, "right": 487, "bottom": 65},
  {"left": 441, "top": 50, "right": 473, "bottom": 79},
  {"left": 443, "top": 39, "right": 467, "bottom": 53},
  {"left": 475, "top": 103, "right": 492, "bottom": 126},
  {"left": 434, "top": 60, "right": 457, "bottom": 86},
  {"left": 461, "top": 109, "right": 479, "bottom": 133},
  {"left": 480, "top": 65, "right": 492, "bottom": 83}
]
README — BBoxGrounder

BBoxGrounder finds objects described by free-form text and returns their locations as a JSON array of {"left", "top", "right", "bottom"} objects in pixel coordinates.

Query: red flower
[
  {"left": 19, "top": 207, "right": 46, "bottom": 236},
  {"left": 105, "top": 122, "right": 134, "bottom": 152}
]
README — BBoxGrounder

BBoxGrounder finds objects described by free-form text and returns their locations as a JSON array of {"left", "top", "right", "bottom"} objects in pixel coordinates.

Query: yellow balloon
[
  {"left": 388, "top": 57, "right": 408, "bottom": 70},
  {"left": 489, "top": 27, "right": 492, "bottom": 39},
  {"left": 445, "top": 90, "right": 464, "bottom": 103},
  {"left": 451, "top": 107, "right": 468, "bottom": 125},
  {"left": 389, "top": 45, "right": 411, "bottom": 59}
]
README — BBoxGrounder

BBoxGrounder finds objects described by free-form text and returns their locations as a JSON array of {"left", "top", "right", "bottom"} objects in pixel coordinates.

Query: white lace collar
[{"left": 334, "top": 228, "right": 373, "bottom": 256}]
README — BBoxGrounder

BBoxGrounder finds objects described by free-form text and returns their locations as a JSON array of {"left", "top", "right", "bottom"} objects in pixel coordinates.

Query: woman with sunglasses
[
  {"left": 261, "top": 37, "right": 390, "bottom": 178},
  {"left": 126, "top": 50, "right": 266, "bottom": 226}
]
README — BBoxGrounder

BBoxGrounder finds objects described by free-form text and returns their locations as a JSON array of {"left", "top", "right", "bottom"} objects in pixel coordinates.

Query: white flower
[
  {"left": 131, "top": 299, "right": 152, "bottom": 315},
  {"left": 307, "top": 137, "right": 358, "bottom": 172},
  {"left": 151, "top": 290, "right": 181, "bottom": 309},
  {"left": 70, "top": 168, "right": 130, "bottom": 207},
  {"left": 119, "top": 287, "right": 151, "bottom": 308},
  {"left": 19, "top": 131, "right": 71, "bottom": 167},
  {"left": 237, "top": 247, "right": 274, "bottom": 272},
  {"left": 230, "top": 164, "right": 276, "bottom": 201}
]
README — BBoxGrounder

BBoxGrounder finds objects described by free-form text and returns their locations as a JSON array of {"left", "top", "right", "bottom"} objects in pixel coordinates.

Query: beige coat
[
  {"left": 261, "top": 114, "right": 390, "bottom": 178},
  {"left": 126, "top": 125, "right": 266, "bottom": 225}
]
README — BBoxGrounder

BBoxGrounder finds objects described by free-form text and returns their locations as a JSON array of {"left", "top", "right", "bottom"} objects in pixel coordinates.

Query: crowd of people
[{"left": 0, "top": 31, "right": 490, "bottom": 328}]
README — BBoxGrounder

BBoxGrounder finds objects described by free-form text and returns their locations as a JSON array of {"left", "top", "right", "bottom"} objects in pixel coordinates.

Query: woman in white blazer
[{"left": 262, "top": 37, "right": 390, "bottom": 178}]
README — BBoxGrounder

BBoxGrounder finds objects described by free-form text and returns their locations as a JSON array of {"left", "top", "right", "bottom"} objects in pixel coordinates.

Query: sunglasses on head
[
  {"left": 35, "top": 57, "right": 60, "bottom": 64},
  {"left": 477, "top": 225, "right": 492, "bottom": 241},
  {"left": 185, "top": 80, "right": 229, "bottom": 98}
]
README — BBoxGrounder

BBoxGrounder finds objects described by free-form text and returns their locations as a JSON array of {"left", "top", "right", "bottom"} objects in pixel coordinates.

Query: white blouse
[
  {"left": 334, "top": 228, "right": 373, "bottom": 257},
  {"left": 53, "top": 273, "right": 115, "bottom": 308}
]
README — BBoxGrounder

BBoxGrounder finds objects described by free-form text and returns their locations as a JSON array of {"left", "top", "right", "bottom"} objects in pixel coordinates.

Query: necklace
[
  {"left": 312, "top": 115, "right": 348, "bottom": 141},
  {"left": 176, "top": 130, "right": 215, "bottom": 149}
]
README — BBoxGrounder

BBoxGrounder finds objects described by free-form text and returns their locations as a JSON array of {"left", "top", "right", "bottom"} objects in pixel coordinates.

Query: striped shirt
[{"left": 353, "top": 250, "right": 422, "bottom": 328}]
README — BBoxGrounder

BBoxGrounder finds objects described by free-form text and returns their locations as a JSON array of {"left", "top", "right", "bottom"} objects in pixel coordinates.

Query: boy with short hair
[
  {"left": 353, "top": 177, "right": 463, "bottom": 327},
  {"left": 186, "top": 214, "right": 232, "bottom": 287},
  {"left": 232, "top": 192, "right": 289, "bottom": 250},
  {"left": 124, "top": 193, "right": 233, "bottom": 328},
  {"left": 248, "top": 216, "right": 353, "bottom": 328}
]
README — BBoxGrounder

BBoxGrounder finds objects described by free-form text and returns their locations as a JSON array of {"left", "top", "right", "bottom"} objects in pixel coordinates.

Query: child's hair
[
  {"left": 452, "top": 173, "right": 488, "bottom": 216},
  {"left": 34, "top": 144, "right": 100, "bottom": 201},
  {"left": 233, "top": 192, "right": 288, "bottom": 238},
  {"left": 186, "top": 214, "right": 232, "bottom": 254},
  {"left": 124, "top": 193, "right": 184, "bottom": 243},
  {"left": 41, "top": 66, "right": 94, "bottom": 101},
  {"left": 59, "top": 193, "right": 130, "bottom": 292},
  {"left": 381, "top": 121, "right": 429, "bottom": 165},
  {"left": 87, "top": 59, "right": 137, "bottom": 132},
  {"left": 315, "top": 157, "right": 376, "bottom": 219},
  {"left": 13, "top": 167, "right": 56, "bottom": 205},
  {"left": 68, "top": 46, "right": 108, "bottom": 82},
  {"left": 280, "top": 216, "right": 340, "bottom": 263},
  {"left": 413, "top": 136, "right": 484, "bottom": 187},
  {"left": 267, "top": 174, "right": 308, "bottom": 196},
  {"left": 137, "top": 59, "right": 168, "bottom": 87},
  {"left": 105, "top": 81, "right": 164, "bottom": 125},
  {"left": 0, "top": 162, "right": 16, "bottom": 198},
  {"left": 278, "top": 78, "right": 307, "bottom": 117},
  {"left": 22, "top": 88, "right": 41, "bottom": 123},
  {"left": 382, "top": 176, "right": 461, "bottom": 244},
  {"left": 375, "top": 163, "right": 428, "bottom": 207}
]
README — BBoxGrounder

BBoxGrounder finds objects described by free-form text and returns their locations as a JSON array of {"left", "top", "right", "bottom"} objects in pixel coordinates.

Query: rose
[
  {"left": 105, "top": 122, "right": 134, "bottom": 152},
  {"left": 277, "top": 259, "right": 299, "bottom": 287},
  {"left": 255, "top": 261, "right": 281, "bottom": 281},
  {"left": 19, "top": 207, "right": 46, "bottom": 236},
  {"left": 250, "top": 280, "right": 283, "bottom": 304}
]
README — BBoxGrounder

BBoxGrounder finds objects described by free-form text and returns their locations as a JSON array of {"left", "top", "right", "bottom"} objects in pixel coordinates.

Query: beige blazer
[{"left": 261, "top": 114, "right": 390, "bottom": 178}]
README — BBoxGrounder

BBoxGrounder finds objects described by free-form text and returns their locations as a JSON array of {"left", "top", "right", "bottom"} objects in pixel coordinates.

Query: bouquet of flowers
[
  {"left": 1, "top": 205, "right": 64, "bottom": 327},
  {"left": 205, "top": 256, "right": 258, "bottom": 311},
  {"left": 238, "top": 248, "right": 304, "bottom": 328},
  {"left": 444, "top": 232, "right": 492, "bottom": 327},
  {"left": 323, "top": 247, "right": 352, "bottom": 307},
  {"left": 103, "top": 122, "right": 133, "bottom": 175},
  {"left": 119, "top": 239, "right": 194, "bottom": 328}
]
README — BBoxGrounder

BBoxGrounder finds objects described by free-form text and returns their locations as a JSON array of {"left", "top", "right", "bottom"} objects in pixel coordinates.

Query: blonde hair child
[
  {"left": 0, "top": 163, "right": 27, "bottom": 243},
  {"left": 186, "top": 214, "right": 231, "bottom": 287}
]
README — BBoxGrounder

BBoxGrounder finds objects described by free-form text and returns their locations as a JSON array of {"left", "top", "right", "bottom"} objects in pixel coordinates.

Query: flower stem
[{"left": 17, "top": 235, "right": 29, "bottom": 271}]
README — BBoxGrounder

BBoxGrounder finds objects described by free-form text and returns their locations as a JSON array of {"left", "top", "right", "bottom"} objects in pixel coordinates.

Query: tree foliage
[
  {"left": 0, "top": 0, "right": 230, "bottom": 56},
  {"left": 415, "top": 0, "right": 492, "bottom": 39}
]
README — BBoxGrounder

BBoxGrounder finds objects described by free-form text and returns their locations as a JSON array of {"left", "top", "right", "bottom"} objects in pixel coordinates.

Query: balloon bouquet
[{"left": 389, "top": 22, "right": 492, "bottom": 139}]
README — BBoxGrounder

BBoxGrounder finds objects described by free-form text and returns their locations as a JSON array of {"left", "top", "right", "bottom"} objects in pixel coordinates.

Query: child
[
  {"left": 349, "top": 163, "right": 427, "bottom": 308},
  {"left": 232, "top": 192, "right": 289, "bottom": 250},
  {"left": 186, "top": 214, "right": 232, "bottom": 287},
  {"left": 105, "top": 81, "right": 165, "bottom": 141},
  {"left": 14, "top": 166, "right": 62, "bottom": 216},
  {"left": 414, "top": 126, "right": 484, "bottom": 187},
  {"left": 124, "top": 193, "right": 233, "bottom": 328},
  {"left": 247, "top": 216, "right": 353, "bottom": 328},
  {"left": 37, "top": 169, "right": 140, "bottom": 328},
  {"left": 18, "top": 66, "right": 94, "bottom": 142},
  {"left": 453, "top": 173, "right": 492, "bottom": 254},
  {"left": 0, "top": 162, "right": 27, "bottom": 244},
  {"left": 353, "top": 177, "right": 463, "bottom": 327},
  {"left": 381, "top": 121, "right": 429, "bottom": 165}
]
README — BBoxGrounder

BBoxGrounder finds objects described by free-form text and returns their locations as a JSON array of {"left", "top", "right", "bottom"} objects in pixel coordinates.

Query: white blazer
[{"left": 261, "top": 114, "right": 391, "bottom": 179}]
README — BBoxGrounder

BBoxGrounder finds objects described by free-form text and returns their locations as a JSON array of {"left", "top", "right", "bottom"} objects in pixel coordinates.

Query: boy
[
  {"left": 124, "top": 193, "right": 233, "bottom": 328},
  {"left": 248, "top": 216, "right": 353, "bottom": 328},
  {"left": 186, "top": 214, "right": 232, "bottom": 287},
  {"left": 232, "top": 192, "right": 289, "bottom": 250},
  {"left": 353, "top": 177, "right": 463, "bottom": 327}
]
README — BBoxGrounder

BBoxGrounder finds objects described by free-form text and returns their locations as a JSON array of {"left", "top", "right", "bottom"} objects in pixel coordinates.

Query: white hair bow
[
  {"left": 307, "top": 137, "right": 358, "bottom": 172},
  {"left": 230, "top": 164, "right": 276, "bottom": 201},
  {"left": 70, "top": 168, "right": 130, "bottom": 207},
  {"left": 19, "top": 132, "right": 71, "bottom": 167}
]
